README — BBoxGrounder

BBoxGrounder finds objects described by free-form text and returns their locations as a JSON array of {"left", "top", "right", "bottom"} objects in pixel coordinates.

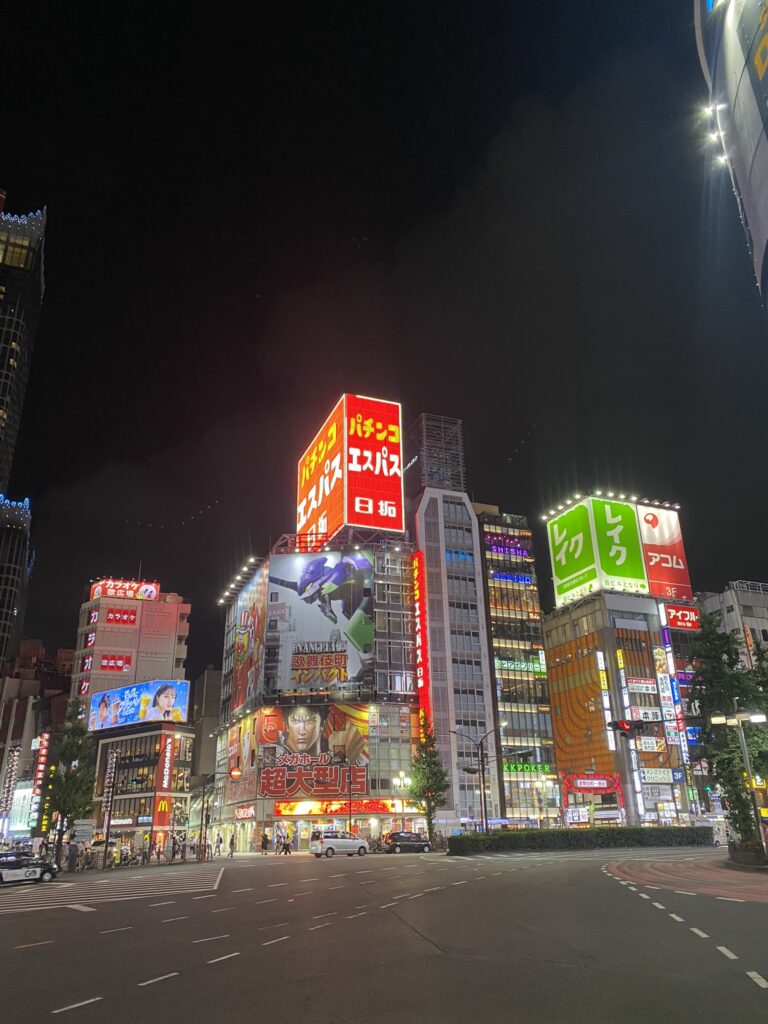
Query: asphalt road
[{"left": 3, "top": 848, "right": 766, "bottom": 1022}]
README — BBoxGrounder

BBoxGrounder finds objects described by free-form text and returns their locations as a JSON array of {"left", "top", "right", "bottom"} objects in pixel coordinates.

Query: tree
[
  {"left": 49, "top": 698, "right": 96, "bottom": 865},
  {"left": 409, "top": 726, "right": 450, "bottom": 844},
  {"left": 688, "top": 612, "right": 768, "bottom": 842}
]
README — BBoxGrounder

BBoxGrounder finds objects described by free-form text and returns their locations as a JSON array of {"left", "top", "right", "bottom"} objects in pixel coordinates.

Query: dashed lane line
[
  {"left": 231, "top": 888, "right": 253, "bottom": 893},
  {"left": 255, "top": 899, "right": 278, "bottom": 905},
  {"left": 669, "top": 914, "right": 685, "bottom": 923},
  {"left": 308, "top": 922, "right": 331, "bottom": 931},
  {"left": 717, "top": 947, "right": 739, "bottom": 960},
  {"left": 67, "top": 905, "right": 96, "bottom": 913},
  {"left": 312, "top": 912, "right": 337, "bottom": 919},
  {"left": 212, "top": 907, "right": 235, "bottom": 914},
  {"left": 347, "top": 912, "right": 367, "bottom": 918},
  {"left": 51, "top": 997, "right": 103, "bottom": 1014},
  {"left": 15, "top": 939, "right": 55, "bottom": 948},
  {"left": 100, "top": 927, "right": 132, "bottom": 934},
  {"left": 208, "top": 953, "right": 240, "bottom": 964},
  {"left": 638, "top": 894, "right": 650, "bottom": 900},
  {"left": 192, "top": 935, "right": 230, "bottom": 944},
  {"left": 149, "top": 901, "right": 175, "bottom": 907},
  {"left": 690, "top": 928, "right": 709, "bottom": 939},
  {"left": 162, "top": 916, "right": 188, "bottom": 923},
  {"left": 380, "top": 903, "right": 396, "bottom": 909},
  {"left": 746, "top": 972, "right": 768, "bottom": 989},
  {"left": 329, "top": 885, "right": 345, "bottom": 890},
  {"left": 137, "top": 973, "right": 178, "bottom": 987},
  {"left": 652, "top": 903, "right": 666, "bottom": 910},
  {"left": 262, "top": 936, "right": 289, "bottom": 946},
  {"left": 268, "top": 883, "right": 287, "bottom": 888},
  {"left": 717, "top": 897, "right": 745, "bottom": 903},
  {"left": 674, "top": 891, "right": 697, "bottom": 896},
  {"left": 292, "top": 891, "right": 313, "bottom": 897}
]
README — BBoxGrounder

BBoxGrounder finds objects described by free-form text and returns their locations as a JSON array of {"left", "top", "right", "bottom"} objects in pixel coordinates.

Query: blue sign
[
  {"left": 493, "top": 572, "right": 533, "bottom": 584},
  {"left": 686, "top": 726, "right": 701, "bottom": 746},
  {"left": 671, "top": 768, "right": 685, "bottom": 783},
  {"left": 670, "top": 678, "right": 680, "bottom": 704},
  {"left": 87, "top": 679, "right": 190, "bottom": 731}
]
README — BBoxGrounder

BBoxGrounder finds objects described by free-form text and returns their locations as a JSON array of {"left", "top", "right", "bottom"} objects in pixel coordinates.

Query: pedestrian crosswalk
[{"left": 0, "top": 865, "right": 223, "bottom": 915}]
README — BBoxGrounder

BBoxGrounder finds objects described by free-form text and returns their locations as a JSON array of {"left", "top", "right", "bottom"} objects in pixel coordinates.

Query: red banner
[
  {"left": 637, "top": 506, "right": 692, "bottom": 600},
  {"left": 259, "top": 754, "right": 368, "bottom": 799},
  {"left": 345, "top": 394, "right": 404, "bottom": 532}
]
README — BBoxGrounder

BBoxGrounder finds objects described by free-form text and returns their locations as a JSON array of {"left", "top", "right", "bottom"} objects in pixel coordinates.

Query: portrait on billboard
[
  {"left": 87, "top": 679, "right": 190, "bottom": 731},
  {"left": 267, "top": 550, "right": 374, "bottom": 691},
  {"left": 231, "top": 562, "right": 269, "bottom": 713}
]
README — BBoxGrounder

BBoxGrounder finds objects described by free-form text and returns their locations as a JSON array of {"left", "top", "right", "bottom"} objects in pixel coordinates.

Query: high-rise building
[
  {"left": 700, "top": 580, "right": 768, "bottom": 668},
  {"left": 542, "top": 494, "right": 698, "bottom": 825},
  {"left": 0, "top": 496, "right": 32, "bottom": 667},
  {"left": 0, "top": 194, "right": 46, "bottom": 493},
  {"left": 69, "top": 578, "right": 193, "bottom": 851},
  {"left": 473, "top": 503, "right": 559, "bottom": 826},
  {"left": 410, "top": 414, "right": 501, "bottom": 831}
]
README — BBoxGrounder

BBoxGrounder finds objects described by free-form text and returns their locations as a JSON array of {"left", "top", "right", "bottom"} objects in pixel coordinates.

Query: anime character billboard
[
  {"left": 231, "top": 561, "right": 269, "bottom": 713},
  {"left": 267, "top": 550, "right": 374, "bottom": 692}
]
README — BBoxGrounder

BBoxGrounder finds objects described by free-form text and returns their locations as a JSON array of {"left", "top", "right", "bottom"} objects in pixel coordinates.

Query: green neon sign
[{"left": 503, "top": 762, "right": 551, "bottom": 774}]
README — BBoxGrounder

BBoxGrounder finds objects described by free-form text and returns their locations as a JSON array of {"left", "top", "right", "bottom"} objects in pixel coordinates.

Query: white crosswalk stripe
[{"left": 0, "top": 866, "right": 223, "bottom": 915}]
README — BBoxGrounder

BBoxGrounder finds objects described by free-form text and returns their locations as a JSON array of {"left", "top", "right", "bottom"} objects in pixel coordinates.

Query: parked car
[
  {"left": 309, "top": 830, "right": 368, "bottom": 858},
  {"left": 384, "top": 831, "right": 431, "bottom": 854},
  {"left": 0, "top": 856, "right": 58, "bottom": 884}
]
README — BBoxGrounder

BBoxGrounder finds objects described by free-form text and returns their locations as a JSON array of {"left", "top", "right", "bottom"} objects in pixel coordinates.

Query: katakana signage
[{"left": 258, "top": 753, "right": 368, "bottom": 799}]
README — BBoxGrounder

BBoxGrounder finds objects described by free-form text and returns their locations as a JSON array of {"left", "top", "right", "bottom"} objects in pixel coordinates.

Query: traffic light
[{"left": 609, "top": 720, "right": 647, "bottom": 739}]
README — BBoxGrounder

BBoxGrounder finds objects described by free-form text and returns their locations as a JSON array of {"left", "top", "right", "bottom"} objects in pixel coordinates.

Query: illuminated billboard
[
  {"left": 296, "top": 394, "right": 404, "bottom": 544},
  {"left": 231, "top": 561, "right": 269, "bottom": 713},
  {"left": 637, "top": 506, "right": 692, "bottom": 600},
  {"left": 87, "top": 679, "right": 190, "bottom": 731},
  {"left": 412, "top": 551, "right": 431, "bottom": 734},
  {"left": 546, "top": 497, "right": 698, "bottom": 607},
  {"left": 267, "top": 550, "right": 374, "bottom": 691},
  {"left": 90, "top": 579, "right": 159, "bottom": 601}
]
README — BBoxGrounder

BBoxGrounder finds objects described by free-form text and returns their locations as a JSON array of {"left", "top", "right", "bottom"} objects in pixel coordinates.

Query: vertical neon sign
[{"left": 412, "top": 551, "right": 431, "bottom": 739}]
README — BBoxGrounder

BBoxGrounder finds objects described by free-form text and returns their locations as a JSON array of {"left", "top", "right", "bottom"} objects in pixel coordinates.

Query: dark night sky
[{"left": 4, "top": 2, "right": 767, "bottom": 677}]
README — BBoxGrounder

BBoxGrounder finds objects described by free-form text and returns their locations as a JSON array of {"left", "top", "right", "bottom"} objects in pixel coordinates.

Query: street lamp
[
  {"left": 393, "top": 771, "right": 411, "bottom": 831},
  {"left": 710, "top": 699, "right": 767, "bottom": 855},
  {"left": 450, "top": 722, "right": 506, "bottom": 834}
]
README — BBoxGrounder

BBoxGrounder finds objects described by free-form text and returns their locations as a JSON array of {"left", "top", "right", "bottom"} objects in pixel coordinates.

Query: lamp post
[
  {"left": 450, "top": 723, "right": 505, "bottom": 834},
  {"left": 710, "top": 699, "right": 767, "bottom": 855},
  {"left": 393, "top": 771, "right": 411, "bottom": 831}
]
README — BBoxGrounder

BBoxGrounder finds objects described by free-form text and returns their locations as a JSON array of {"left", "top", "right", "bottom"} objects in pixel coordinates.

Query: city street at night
[{"left": 2, "top": 850, "right": 767, "bottom": 1021}]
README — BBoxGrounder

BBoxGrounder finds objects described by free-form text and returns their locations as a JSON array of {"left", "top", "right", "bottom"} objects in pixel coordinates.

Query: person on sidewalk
[
  {"left": 261, "top": 831, "right": 269, "bottom": 855},
  {"left": 215, "top": 833, "right": 223, "bottom": 857},
  {"left": 282, "top": 837, "right": 291, "bottom": 855},
  {"left": 228, "top": 834, "right": 236, "bottom": 858}
]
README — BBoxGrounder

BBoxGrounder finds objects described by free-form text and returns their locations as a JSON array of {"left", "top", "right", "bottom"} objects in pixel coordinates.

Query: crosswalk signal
[{"left": 609, "top": 720, "right": 647, "bottom": 739}]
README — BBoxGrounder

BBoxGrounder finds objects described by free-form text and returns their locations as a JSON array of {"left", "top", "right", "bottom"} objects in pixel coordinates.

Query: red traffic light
[
  {"left": 229, "top": 768, "right": 242, "bottom": 780},
  {"left": 616, "top": 720, "right": 632, "bottom": 733}
]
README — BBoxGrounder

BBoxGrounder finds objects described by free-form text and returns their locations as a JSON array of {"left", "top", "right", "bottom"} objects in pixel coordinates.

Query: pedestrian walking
[
  {"left": 261, "top": 831, "right": 269, "bottom": 855},
  {"left": 215, "top": 833, "right": 223, "bottom": 857},
  {"left": 67, "top": 840, "right": 79, "bottom": 873},
  {"left": 282, "top": 837, "right": 291, "bottom": 855},
  {"left": 228, "top": 834, "right": 236, "bottom": 858},
  {"left": 155, "top": 841, "right": 162, "bottom": 865},
  {"left": 141, "top": 839, "right": 149, "bottom": 865}
]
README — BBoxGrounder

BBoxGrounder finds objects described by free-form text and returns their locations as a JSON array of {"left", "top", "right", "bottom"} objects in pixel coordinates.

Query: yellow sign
[
  {"left": 616, "top": 649, "right": 625, "bottom": 670},
  {"left": 599, "top": 670, "right": 608, "bottom": 691}
]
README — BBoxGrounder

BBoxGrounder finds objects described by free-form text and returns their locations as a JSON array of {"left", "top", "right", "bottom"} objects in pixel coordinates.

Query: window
[{"left": 270, "top": 592, "right": 279, "bottom": 603}]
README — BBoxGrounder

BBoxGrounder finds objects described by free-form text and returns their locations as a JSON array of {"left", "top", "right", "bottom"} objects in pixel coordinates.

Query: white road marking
[
  {"left": 329, "top": 885, "right": 345, "bottom": 890},
  {"left": 208, "top": 952, "right": 240, "bottom": 964},
  {"left": 652, "top": 902, "right": 666, "bottom": 910},
  {"left": 262, "top": 936, "right": 289, "bottom": 946},
  {"left": 255, "top": 899, "right": 278, "bottom": 905},
  {"left": 67, "top": 905, "right": 96, "bottom": 912},
  {"left": 475, "top": 876, "right": 487, "bottom": 880},
  {"left": 669, "top": 914, "right": 685, "bottom": 922},
  {"left": 356, "top": 870, "right": 372, "bottom": 874},
  {"left": 746, "top": 971, "right": 768, "bottom": 989},
  {"left": 380, "top": 902, "right": 396, "bottom": 908},
  {"left": 638, "top": 894, "right": 650, "bottom": 900},
  {"left": 391, "top": 894, "right": 412, "bottom": 900},
  {"left": 355, "top": 904, "right": 368, "bottom": 908},
  {"left": 300, "top": 878, "right": 318, "bottom": 882},
  {"left": 313, "top": 912, "right": 337, "bottom": 919},
  {"left": 308, "top": 922, "right": 331, "bottom": 931},
  {"left": 15, "top": 939, "right": 55, "bottom": 948},
  {"left": 212, "top": 907, "right": 235, "bottom": 913},
  {"left": 451, "top": 881, "right": 467, "bottom": 886},
  {"left": 717, "top": 946, "right": 738, "bottom": 960},
  {"left": 674, "top": 891, "right": 697, "bottom": 896},
  {"left": 627, "top": 886, "right": 638, "bottom": 892},
  {"left": 408, "top": 893, "right": 424, "bottom": 899},
  {"left": 424, "top": 886, "right": 444, "bottom": 892},
  {"left": 192, "top": 934, "right": 229, "bottom": 943},
  {"left": 149, "top": 901, "right": 175, "bottom": 907},
  {"left": 100, "top": 927, "right": 132, "bottom": 934},
  {"left": 690, "top": 928, "right": 709, "bottom": 938},
  {"left": 192, "top": 895, "right": 216, "bottom": 900},
  {"left": 51, "top": 997, "right": 103, "bottom": 1013},
  {"left": 716, "top": 897, "right": 745, "bottom": 903},
  {"left": 645, "top": 886, "right": 662, "bottom": 890},
  {"left": 347, "top": 912, "right": 367, "bottom": 918},
  {"left": 162, "top": 916, "right": 188, "bottom": 923},
  {"left": 493, "top": 872, "right": 503, "bottom": 876},
  {"left": 329, "top": 874, "right": 346, "bottom": 878},
  {"left": 137, "top": 973, "right": 178, "bottom": 987},
  {"left": 232, "top": 888, "right": 253, "bottom": 893},
  {"left": 292, "top": 891, "right": 313, "bottom": 897},
  {"left": 268, "top": 883, "right": 287, "bottom": 887}
]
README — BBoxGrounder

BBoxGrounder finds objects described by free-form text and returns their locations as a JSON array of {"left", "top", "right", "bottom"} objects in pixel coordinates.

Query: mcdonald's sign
[{"left": 153, "top": 795, "right": 170, "bottom": 829}]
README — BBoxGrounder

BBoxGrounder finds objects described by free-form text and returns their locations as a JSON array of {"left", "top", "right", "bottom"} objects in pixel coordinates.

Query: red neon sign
[
  {"left": 665, "top": 603, "right": 700, "bottom": 631},
  {"left": 274, "top": 798, "right": 409, "bottom": 817},
  {"left": 413, "top": 551, "right": 431, "bottom": 734},
  {"left": 560, "top": 772, "right": 625, "bottom": 807},
  {"left": 90, "top": 579, "right": 159, "bottom": 601}
]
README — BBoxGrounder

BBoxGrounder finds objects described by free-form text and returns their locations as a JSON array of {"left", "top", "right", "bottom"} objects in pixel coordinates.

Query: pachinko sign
[
  {"left": 296, "top": 393, "right": 404, "bottom": 546},
  {"left": 259, "top": 754, "right": 368, "bottom": 799},
  {"left": 90, "top": 579, "right": 160, "bottom": 601}
]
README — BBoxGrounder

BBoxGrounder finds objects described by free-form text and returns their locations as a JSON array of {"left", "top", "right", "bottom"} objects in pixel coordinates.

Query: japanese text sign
[
  {"left": 665, "top": 603, "right": 700, "bottom": 631},
  {"left": 547, "top": 501, "right": 598, "bottom": 606},
  {"left": 637, "top": 506, "right": 692, "bottom": 600},
  {"left": 296, "top": 394, "right": 404, "bottom": 545},
  {"left": 258, "top": 753, "right": 368, "bottom": 799},
  {"left": 90, "top": 579, "right": 159, "bottom": 601}
]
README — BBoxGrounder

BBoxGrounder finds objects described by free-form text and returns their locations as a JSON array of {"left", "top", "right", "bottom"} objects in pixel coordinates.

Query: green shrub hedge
[{"left": 447, "top": 826, "right": 714, "bottom": 856}]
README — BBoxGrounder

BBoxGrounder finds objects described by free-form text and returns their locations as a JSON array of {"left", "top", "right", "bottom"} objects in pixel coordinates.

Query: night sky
[{"left": 4, "top": 3, "right": 767, "bottom": 677}]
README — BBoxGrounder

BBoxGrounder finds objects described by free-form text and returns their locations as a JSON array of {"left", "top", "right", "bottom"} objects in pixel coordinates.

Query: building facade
[
  {"left": 0, "top": 496, "right": 32, "bottom": 667},
  {"left": 700, "top": 580, "right": 768, "bottom": 668},
  {"left": 407, "top": 415, "right": 500, "bottom": 832},
  {"left": 68, "top": 578, "right": 192, "bottom": 851},
  {"left": 213, "top": 537, "right": 425, "bottom": 852},
  {"left": 0, "top": 197, "right": 45, "bottom": 494},
  {"left": 474, "top": 503, "right": 559, "bottom": 826}
]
